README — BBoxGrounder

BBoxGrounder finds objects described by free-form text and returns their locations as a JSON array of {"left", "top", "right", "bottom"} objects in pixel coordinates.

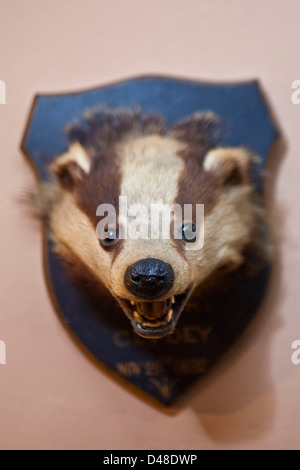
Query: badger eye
[
  {"left": 99, "top": 228, "right": 119, "bottom": 248},
  {"left": 181, "top": 222, "right": 197, "bottom": 243}
]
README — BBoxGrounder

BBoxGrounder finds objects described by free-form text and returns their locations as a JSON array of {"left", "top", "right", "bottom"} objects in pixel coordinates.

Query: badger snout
[
  {"left": 124, "top": 258, "right": 174, "bottom": 301},
  {"left": 111, "top": 245, "right": 192, "bottom": 338}
]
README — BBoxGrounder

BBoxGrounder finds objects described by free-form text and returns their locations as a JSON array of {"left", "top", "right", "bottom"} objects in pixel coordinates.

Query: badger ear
[
  {"left": 203, "top": 147, "right": 252, "bottom": 186},
  {"left": 50, "top": 143, "right": 91, "bottom": 191}
]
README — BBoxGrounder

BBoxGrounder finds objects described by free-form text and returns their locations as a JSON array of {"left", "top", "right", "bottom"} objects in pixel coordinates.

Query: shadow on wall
[{"left": 173, "top": 106, "right": 287, "bottom": 444}]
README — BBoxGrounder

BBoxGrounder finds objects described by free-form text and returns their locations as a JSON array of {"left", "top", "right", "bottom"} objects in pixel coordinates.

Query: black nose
[{"left": 124, "top": 258, "right": 174, "bottom": 300}]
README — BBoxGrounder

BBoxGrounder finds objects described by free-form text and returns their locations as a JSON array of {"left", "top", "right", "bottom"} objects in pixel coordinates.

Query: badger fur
[{"left": 31, "top": 107, "right": 271, "bottom": 339}]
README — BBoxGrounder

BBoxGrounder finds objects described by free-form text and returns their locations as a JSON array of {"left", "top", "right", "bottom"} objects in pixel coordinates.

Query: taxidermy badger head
[{"left": 32, "top": 107, "right": 271, "bottom": 339}]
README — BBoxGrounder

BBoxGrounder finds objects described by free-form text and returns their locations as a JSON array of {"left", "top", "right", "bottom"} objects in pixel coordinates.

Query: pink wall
[{"left": 0, "top": 0, "right": 299, "bottom": 450}]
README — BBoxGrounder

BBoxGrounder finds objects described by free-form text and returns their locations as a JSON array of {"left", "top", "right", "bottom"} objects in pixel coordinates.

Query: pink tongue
[{"left": 136, "top": 301, "right": 168, "bottom": 320}]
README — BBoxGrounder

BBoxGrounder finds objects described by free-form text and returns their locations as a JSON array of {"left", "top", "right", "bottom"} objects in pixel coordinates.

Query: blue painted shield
[{"left": 21, "top": 76, "right": 278, "bottom": 406}]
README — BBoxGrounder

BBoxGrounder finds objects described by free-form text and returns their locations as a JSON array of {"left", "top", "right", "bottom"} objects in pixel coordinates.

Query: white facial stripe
[{"left": 119, "top": 135, "right": 184, "bottom": 207}]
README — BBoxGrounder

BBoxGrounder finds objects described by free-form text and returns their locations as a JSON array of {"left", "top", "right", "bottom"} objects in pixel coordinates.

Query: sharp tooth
[
  {"left": 134, "top": 311, "right": 142, "bottom": 322},
  {"left": 171, "top": 296, "right": 175, "bottom": 304},
  {"left": 166, "top": 309, "right": 173, "bottom": 322},
  {"left": 130, "top": 300, "right": 135, "bottom": 305}
]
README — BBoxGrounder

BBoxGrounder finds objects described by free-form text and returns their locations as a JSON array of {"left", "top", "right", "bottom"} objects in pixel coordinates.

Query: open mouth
[{"left": 117, "top": 285, "right": 193, "bottom": 338}]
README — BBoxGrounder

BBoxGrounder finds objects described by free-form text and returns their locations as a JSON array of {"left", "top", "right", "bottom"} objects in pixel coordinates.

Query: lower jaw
[
  {"left": 119, "top": 284, "right": 194, "bottom": 339},
  {"left": 132, "top": 319, "right": 176, "bottom": 339},
  {"left": 131, "top": 285, "right": 192, "bottom": 339}
]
